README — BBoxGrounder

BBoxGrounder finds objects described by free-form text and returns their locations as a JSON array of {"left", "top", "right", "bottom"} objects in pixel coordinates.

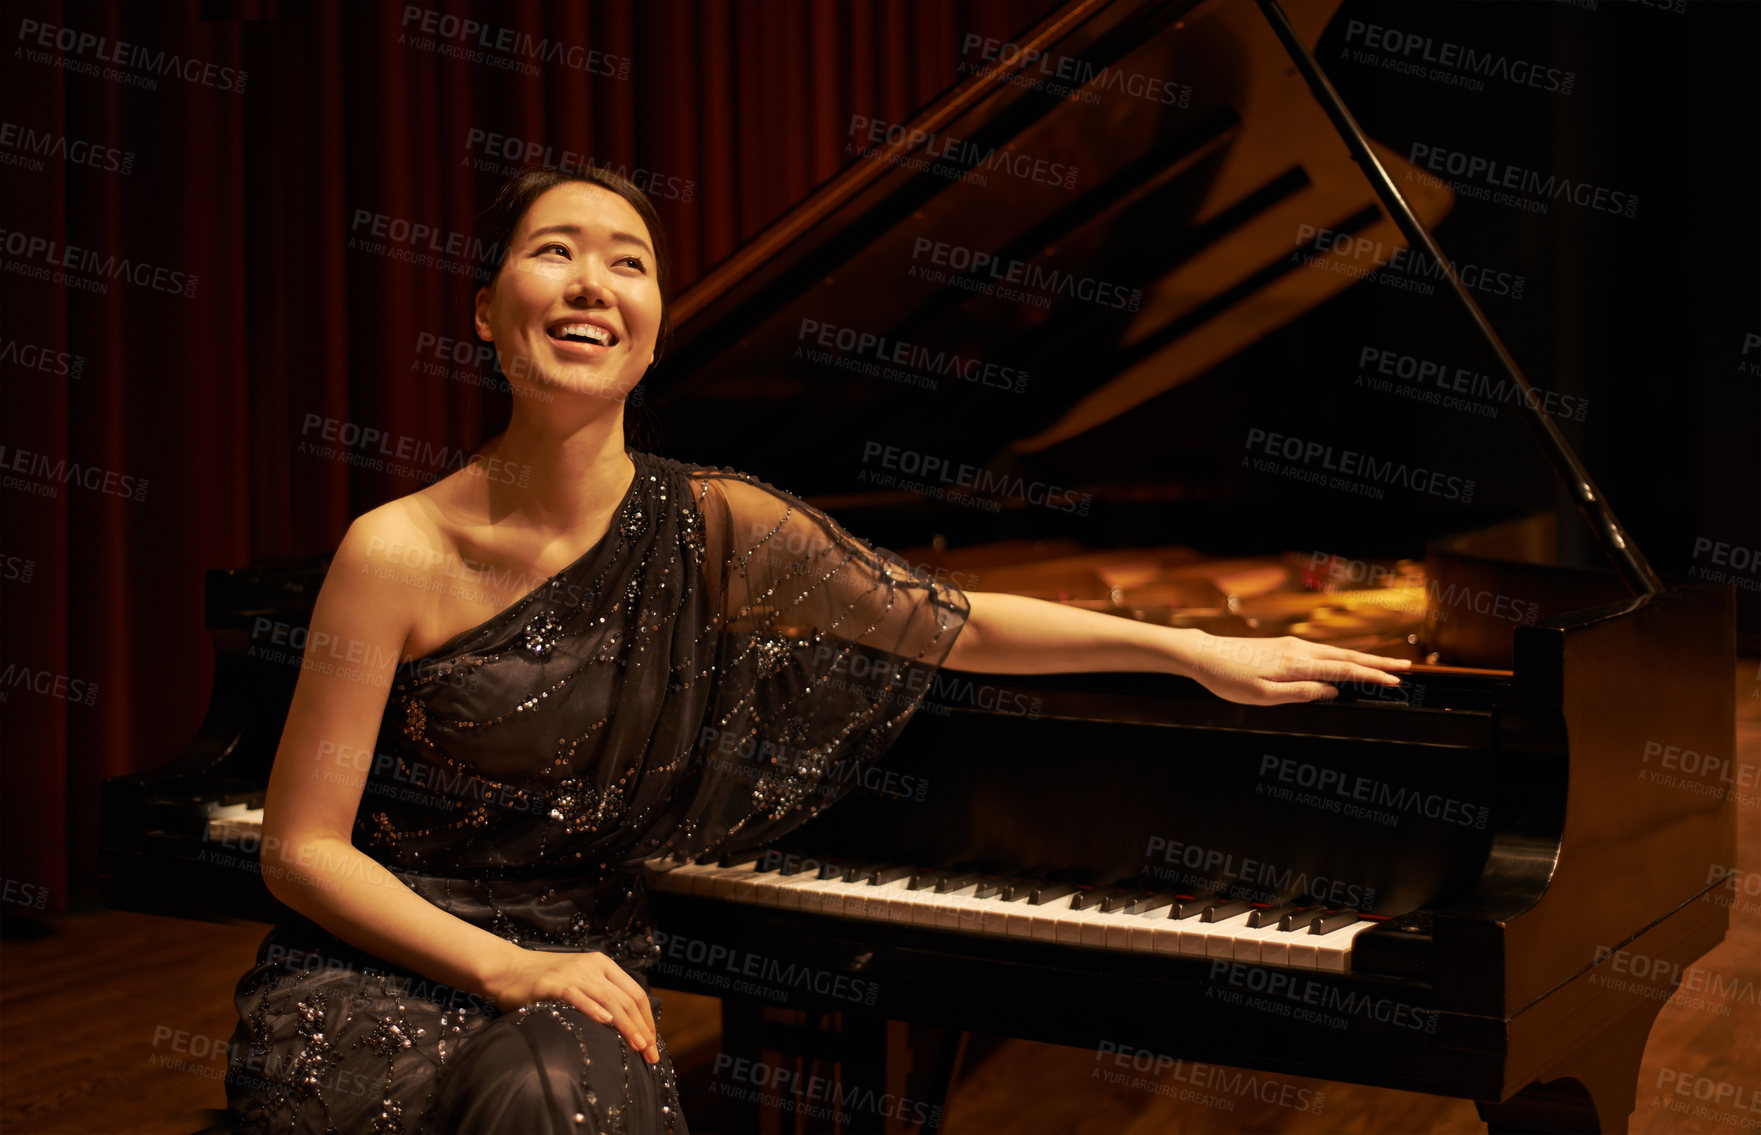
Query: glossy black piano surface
[{"left": 102, "top": 0, "right": 1739, "bottom": 1130}]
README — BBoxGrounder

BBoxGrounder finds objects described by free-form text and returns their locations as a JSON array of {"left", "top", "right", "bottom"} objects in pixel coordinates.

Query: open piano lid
[
  {"left": 652, "top": 0, "right": 1663, "bottom": 623},
  {"left": 659, "top": 0, "right": 1456, "bottom": 467}
]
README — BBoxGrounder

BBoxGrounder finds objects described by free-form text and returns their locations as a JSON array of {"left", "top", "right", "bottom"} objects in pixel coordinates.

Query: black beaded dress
[{"left": 223, "top": 448, "right": 971, "bottom": 1134}]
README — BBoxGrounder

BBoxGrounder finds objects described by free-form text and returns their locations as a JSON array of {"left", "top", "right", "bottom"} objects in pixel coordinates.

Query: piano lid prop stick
[{"left": 1252, "top": 0, "right": 1667, "bottom": 600}]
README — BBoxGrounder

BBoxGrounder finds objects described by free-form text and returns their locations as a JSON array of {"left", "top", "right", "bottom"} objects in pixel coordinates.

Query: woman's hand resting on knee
[{"left": 487, "top": 948, "right": 661, "bottom": 1064}]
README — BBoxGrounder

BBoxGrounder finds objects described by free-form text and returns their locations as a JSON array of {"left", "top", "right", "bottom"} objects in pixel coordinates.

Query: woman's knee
[{"left": 440, "top": 1001, "right": 630, "bottom": 1130}]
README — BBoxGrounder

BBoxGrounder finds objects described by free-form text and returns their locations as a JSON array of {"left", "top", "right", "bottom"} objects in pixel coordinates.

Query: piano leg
[
  {"left": 882, "top": 1018, "right": 965, "bottom": 1135},
  {"left": 907, "top": 1026, "right": 966, "bottom": 1135},
  {"left": 716, "top": 998, "right": 766, "bottom": 1133},
  {"left": 1473, "top": 997, "right": 1665, "bottom": 1135},
  {"left": 714, "top": 998, "right": 965, "bottom": 1133}
]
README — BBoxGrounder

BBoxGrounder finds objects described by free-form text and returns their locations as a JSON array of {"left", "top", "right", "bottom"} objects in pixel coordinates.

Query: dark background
[{"left": 3, "top": 0, "right": 1756, "bottom": 918}]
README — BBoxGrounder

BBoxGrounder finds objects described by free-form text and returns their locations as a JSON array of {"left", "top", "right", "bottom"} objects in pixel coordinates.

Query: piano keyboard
[
  {"left": 204, "top": 812, "right": 1374, "bottom": 973},
  {"left": 646, "top": 852, "right": 1379, "bottom": 973}
]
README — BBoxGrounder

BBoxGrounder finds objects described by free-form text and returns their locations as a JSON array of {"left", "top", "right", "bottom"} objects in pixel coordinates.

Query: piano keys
[
  {"left": 207, "top": 802, "right": 1387, "bottom": 972},
  {"left": 647, "top": 853, "right": 1381, "bottom": 972}
]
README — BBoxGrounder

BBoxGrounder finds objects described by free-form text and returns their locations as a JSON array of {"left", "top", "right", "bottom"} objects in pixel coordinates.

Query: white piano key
[
  {"left": 1207, "top": 912, "right": 1262, "bottom": 958},
  {"left": 910, "top": 883, "right": 957, "bottom": 928},
  {"left": 961, "top": 893, "right": 1014, "bottom": 937},
  {"left": 864, "top": 877, "right": 919, "bottom": 922},
  {"left": 1229, "top": 919, "right": 1296, "bottom": 964},
  {"left": 766, "top": 871, "right": 828, "bottom": 911},
  {"left": 704, "top": 865, "right": 765, "bottom": 903},
  {"left": 206, "top": 805, "right": 265, "bottom": 844},
  {"left": 887, "top": 881, "right": 923, "bottom": 924},
  {"left": 998, "top": 899, "right": 1037, "bottom": 942},
  {"left": 1257, "top": 926, "right": 1296, "bottom": 967},
  {"left": 933, "top": 884, "right": 983, "bottom": 931},
  {"left": 844, "top": 877, "right": 911, "bottom": 921},
  {"left": 1054, "top": 901, "right": 1112, "bottom": 946},
  {"left": 1083, "top": 906, "right": 1131, "bottom": 949},
  {"left": 651, "top": 860, "right": 718, "bottom": 896},
  {"left": 1030, "top": 897, "right": 1075, "bottom": 942},
  {"left": 1285, "top": 926, "right": 1321, "bottom": 969},
  {"left": 1175, "top": 911, "right": 1256, "bottom": 958},
  {"left": 791, "top": 872, "right": 853, "bottom": 917},
  {"left": 1130, "top": 911, "right": 1185, "bottom": 956},
  {"left": 733, "top": 869, "right": 782, "bottom": 905},
  {"left": 1315, "top": 919, "right": 1378, "bottom": 972},
  {"left": 1099, "top": 904, "right": 1150, "bottom": 951}
]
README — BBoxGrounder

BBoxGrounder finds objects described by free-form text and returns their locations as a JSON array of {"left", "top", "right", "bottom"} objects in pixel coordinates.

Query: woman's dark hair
[{"left": 470, "top": 164, "right": 671, "bottom": 452}]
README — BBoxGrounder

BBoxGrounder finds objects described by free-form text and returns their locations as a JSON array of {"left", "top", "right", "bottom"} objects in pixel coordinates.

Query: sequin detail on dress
[
  {"left": 226, "top": 449, "right": 968, "bottom": 1133},
  {"left": 522, "top": 609, "right": 566, "bottom": 655}
]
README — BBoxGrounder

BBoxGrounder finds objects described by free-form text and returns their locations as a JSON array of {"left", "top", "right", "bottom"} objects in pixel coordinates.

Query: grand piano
[{"left": 103, "top": 0, "right": 1736, "bottom": 1132}]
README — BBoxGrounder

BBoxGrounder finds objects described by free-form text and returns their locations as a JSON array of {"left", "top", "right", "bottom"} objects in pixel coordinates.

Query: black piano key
[
  {"left": 1127, "top": 892, "right": 1180, "bottom": 916},
  {"left": 1102, "top": 888, "right": 1156, "bottom": 913},
  {"left": 1070, "top": 879, "right": 1148, "bottom": 912},
  {"left": 935, "top": 872, "right": 983, "bottom": 894},
  {"left": 1249, "top": 903, "right": 1305, "bottom": 929},
  {"left": 1201, "top": 899, "right": 1254, "bottom": 923},
  {"left": 994, "top": 866, "right": 1059, "bottom": 901},
  {"left": 863, "top": 864, "right": 914, "bottom": 885},
  {"left": 973, "top": 874, "right": 1011, "bottom": 899},
  {"left": 1026, "top": 867, "right": 1092, "bottom": 906},
  {"left": 777, "top": 854, "right": 822, "bottom": 876},
  {"left": 817, "top": 859, "right": 849, "bottom": 880},
  {"left": 1168, "top": 892, "right": 1221, "bottom": 920},
  {"left": 910, "top": 860, "right": 987, "bottom": 891},
  {"left": 753, "top": 849, "right": 788, "bottom": 872},
  {"left": 1312, "top": 910, "right": 1361, "bottom": 934},
  {"left": 989, "top": 868, "right": 1039, "bottom": 901},
  {"left": 1281, "top": 908, "right": 1332, "bottom": 931},
  {"left": 717, "top": 847, "right": 764, "bottom": 869},
  {"left": 1071, "top": 885, "right": 1115, "bottom": 911},
  {"left": 1030, "top": 881, "right": 1079, "bottom": 906}
]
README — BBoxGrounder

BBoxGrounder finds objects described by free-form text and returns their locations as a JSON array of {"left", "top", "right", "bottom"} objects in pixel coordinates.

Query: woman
[{"left": 224, "top": 165, "right": 1409, "bottom": 1134}]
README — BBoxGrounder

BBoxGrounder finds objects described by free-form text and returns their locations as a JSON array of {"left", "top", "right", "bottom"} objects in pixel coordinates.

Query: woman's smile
[{"left": 543, "top": 316, "right": 622, "bottom": 361}]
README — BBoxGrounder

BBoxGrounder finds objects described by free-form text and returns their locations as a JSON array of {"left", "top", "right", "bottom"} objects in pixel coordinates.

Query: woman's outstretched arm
[{"left": 939, "top": 590, "right": 1411, "bottom": 706}]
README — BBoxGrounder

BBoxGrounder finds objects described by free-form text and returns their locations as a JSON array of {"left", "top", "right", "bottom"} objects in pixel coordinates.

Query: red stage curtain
[{"left": 0, "top": 0, "right": 1059, "bottom": 914}]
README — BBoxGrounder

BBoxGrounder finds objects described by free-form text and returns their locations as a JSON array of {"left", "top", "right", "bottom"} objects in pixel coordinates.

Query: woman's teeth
[{"left": 549, "top": 324, "right": 616, "bottom": 346}]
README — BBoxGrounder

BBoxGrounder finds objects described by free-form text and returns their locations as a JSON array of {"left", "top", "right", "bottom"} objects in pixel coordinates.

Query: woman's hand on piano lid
[
  {"left": 1179, "top": 633, "right": 1411, "bottom": 706},
  {"left": 485, "top": 946, "right": 662, "bottom": 1064}
]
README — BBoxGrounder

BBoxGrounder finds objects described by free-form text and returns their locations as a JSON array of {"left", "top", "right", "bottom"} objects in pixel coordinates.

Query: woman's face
[{"left": 474, "top": 181, "right": 662, "bottom": 405}]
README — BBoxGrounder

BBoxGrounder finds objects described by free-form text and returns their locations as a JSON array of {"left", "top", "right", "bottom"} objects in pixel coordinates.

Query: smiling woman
[
  {"left": 470, "top": 170, "right": 669, "bottom": 416},
  {"left": 221, "top": 164, "right": 1409, "bottom": 1135},
  {"left": 218, "top": 164, "right": 976, "bottom": 1135}
]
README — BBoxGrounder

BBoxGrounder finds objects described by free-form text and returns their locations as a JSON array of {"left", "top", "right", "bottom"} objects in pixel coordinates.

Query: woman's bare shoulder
[{"left": 335, "top": 478, "right": 465, "bottom": 579}]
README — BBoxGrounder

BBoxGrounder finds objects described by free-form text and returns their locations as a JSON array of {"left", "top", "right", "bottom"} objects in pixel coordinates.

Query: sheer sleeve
[{"left": 668, "top": 467, "right": 970, "bottom": 857}]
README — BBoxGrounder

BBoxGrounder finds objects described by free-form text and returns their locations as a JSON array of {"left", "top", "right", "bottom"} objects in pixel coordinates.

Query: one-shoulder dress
[{"left": 223, "top": 448, "right": 971, "bottom": 1134}]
